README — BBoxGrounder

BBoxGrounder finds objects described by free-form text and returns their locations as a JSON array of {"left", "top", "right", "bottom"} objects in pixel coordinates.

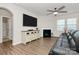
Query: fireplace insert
[{"left": 43, "top": 29, "right": 51, "bottom": 37}]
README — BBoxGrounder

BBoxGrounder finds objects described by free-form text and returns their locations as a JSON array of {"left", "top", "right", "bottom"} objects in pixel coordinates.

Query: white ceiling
[{"left": 15, "top": 3, "right": 79, "bottom": 16}]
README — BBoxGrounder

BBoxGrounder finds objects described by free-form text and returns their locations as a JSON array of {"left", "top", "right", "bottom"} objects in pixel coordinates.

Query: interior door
[{"left": 2, "top": 17, "right": 9, "bottom": 42}]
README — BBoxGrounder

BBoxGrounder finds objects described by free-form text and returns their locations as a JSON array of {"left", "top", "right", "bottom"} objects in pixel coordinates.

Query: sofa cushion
[
  {"left": 69, "top": 38, "right": 76, "bottom": 50},
  {"left": 73, "top": 31, "right": 79, "bottom": 52},
  {"left": 61, "top": 38, "right": 69, "bottom": 48},
  {"left": 55, "top": 34, "right": 69, "bottom": 48},
  {"left": 51, "top": 47, "right": 78, "bottom": 55},
  {"left": 66, "top": 33, "right": 76, "bottom": 50}
]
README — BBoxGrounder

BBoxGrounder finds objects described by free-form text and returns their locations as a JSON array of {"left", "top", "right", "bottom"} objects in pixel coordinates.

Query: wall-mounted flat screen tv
[{"left": 23, "top": 14, "right": 37, "bottom": 27}]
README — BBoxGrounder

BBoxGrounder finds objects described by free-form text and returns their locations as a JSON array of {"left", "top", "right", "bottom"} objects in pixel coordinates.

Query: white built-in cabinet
[{"left": 22, "top": 30, "right": 40, "bottom": 44}]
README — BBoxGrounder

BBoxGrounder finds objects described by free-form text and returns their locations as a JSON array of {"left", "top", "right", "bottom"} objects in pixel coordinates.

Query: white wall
[
  {"left": 38, "top": 16, "right": 57, "bottom": 37},
  {"left": 0, "top": 3, "right": 38, "bottom": 45}
]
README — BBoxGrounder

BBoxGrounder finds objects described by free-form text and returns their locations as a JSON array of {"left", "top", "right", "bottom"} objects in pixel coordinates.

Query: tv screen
[{"left": 23, "top": 14, "right": 37, "bottom": 27}]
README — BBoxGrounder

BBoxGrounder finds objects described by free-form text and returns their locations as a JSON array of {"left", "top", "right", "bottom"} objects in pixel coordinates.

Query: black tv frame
[{"left": 23, "top": 14, "right": 37, "bottom": 27}]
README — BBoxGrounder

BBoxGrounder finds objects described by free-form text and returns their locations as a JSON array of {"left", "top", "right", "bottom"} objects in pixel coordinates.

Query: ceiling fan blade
[
  {"left": 47, "top": 9, "right": 55, "bottom": 12},
  {"left": 59, "top": 11, "right": 67, "bottom": 13},
  {"left": 58, "top": 6, "right": 65, "bottom": 11},
  {"left": 47, "top": 13, "right": 53, "bottom": 15}
]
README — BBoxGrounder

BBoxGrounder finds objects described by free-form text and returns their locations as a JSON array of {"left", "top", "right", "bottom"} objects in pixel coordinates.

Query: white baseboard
[
  {"left": 12, "top": 41, "right": 22, "bottom": 45},
  {"left": 0, "top": 39, "right": 2, "bottom": 43}
]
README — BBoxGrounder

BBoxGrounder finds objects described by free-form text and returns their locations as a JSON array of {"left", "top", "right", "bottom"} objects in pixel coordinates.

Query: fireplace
[{"left": 43, "top": 29, "right": 51, "bottom": 37}]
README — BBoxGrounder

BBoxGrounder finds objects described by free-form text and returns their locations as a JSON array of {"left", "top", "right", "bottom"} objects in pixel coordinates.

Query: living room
[{"left": 0, "top": 2, "right": 79, "bottom": 56}]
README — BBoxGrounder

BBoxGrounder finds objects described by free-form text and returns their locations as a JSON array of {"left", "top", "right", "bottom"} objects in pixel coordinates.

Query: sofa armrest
[{"left": 49, "top": 47, "right": 79, "bottom": 55}]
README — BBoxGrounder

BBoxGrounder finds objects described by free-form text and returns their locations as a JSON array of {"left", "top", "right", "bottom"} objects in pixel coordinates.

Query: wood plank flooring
[{"left": 0, "top": 37, "right": 58, "bottom": 55}]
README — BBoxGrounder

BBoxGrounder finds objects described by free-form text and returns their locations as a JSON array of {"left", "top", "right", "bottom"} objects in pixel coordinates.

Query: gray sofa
[{"left": 49, "top": 30, "right": 79, "bottom": 55}]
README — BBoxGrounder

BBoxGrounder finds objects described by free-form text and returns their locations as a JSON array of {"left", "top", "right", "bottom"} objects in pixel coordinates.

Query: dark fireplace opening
[{"left": 43, "top": 29, "right": 51, "bottom": 37}]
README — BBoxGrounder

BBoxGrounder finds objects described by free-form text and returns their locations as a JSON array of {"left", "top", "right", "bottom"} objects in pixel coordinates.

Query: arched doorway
[{"left": 0, "top": 7, "right": 13, "bottom": 44}]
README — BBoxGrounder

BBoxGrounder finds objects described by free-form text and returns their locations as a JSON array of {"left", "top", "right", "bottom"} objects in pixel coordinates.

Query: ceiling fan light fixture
[{"left": 53, "top": 12, "right": 58, "bottom": 15}]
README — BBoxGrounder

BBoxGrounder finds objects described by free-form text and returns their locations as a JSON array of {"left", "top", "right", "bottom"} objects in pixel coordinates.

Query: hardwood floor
[{"left": 0, "top": 37, "right": 58, "bottom": 55}]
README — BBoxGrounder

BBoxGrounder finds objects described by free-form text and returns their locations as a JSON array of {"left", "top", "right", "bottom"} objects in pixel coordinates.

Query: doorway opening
[
  {"left": 2, "top": 17, "right": 12, "bottom": 43},
  {"left": 0, "top": 8, "right": 13, "bottom": 45}
]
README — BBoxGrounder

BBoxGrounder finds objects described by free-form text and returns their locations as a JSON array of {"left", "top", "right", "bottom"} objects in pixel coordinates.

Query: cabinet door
[
  {"left": 36, "top": 31, "right": 40, "bottom": 39},
  {"left": 22, "top": 32, "right": 26, "bottom": 44},
  {"left": 30, "top": 32, "right": 35, "bottom": 41},
  {"left": 25, "top": 32, "right": 31, "bottom": 42},
  {"left": 34, "top": 31, "right": 38, "bottom": 39}
]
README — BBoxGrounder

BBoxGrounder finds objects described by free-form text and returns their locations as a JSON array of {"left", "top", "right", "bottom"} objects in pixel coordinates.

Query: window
[
  {"left": 57, "top": 18, "right": 77, "bottom": 31},
  {"left": 67, "top": 18, "right": 77, "bottom": 30},
  {"left": 57, "top": 19, "right": 65, "bottom": 31}
]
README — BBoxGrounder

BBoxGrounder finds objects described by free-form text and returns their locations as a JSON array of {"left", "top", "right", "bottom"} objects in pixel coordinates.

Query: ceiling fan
[{"left": 47, "top": 6, "right": 67, "bottom": 16}]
